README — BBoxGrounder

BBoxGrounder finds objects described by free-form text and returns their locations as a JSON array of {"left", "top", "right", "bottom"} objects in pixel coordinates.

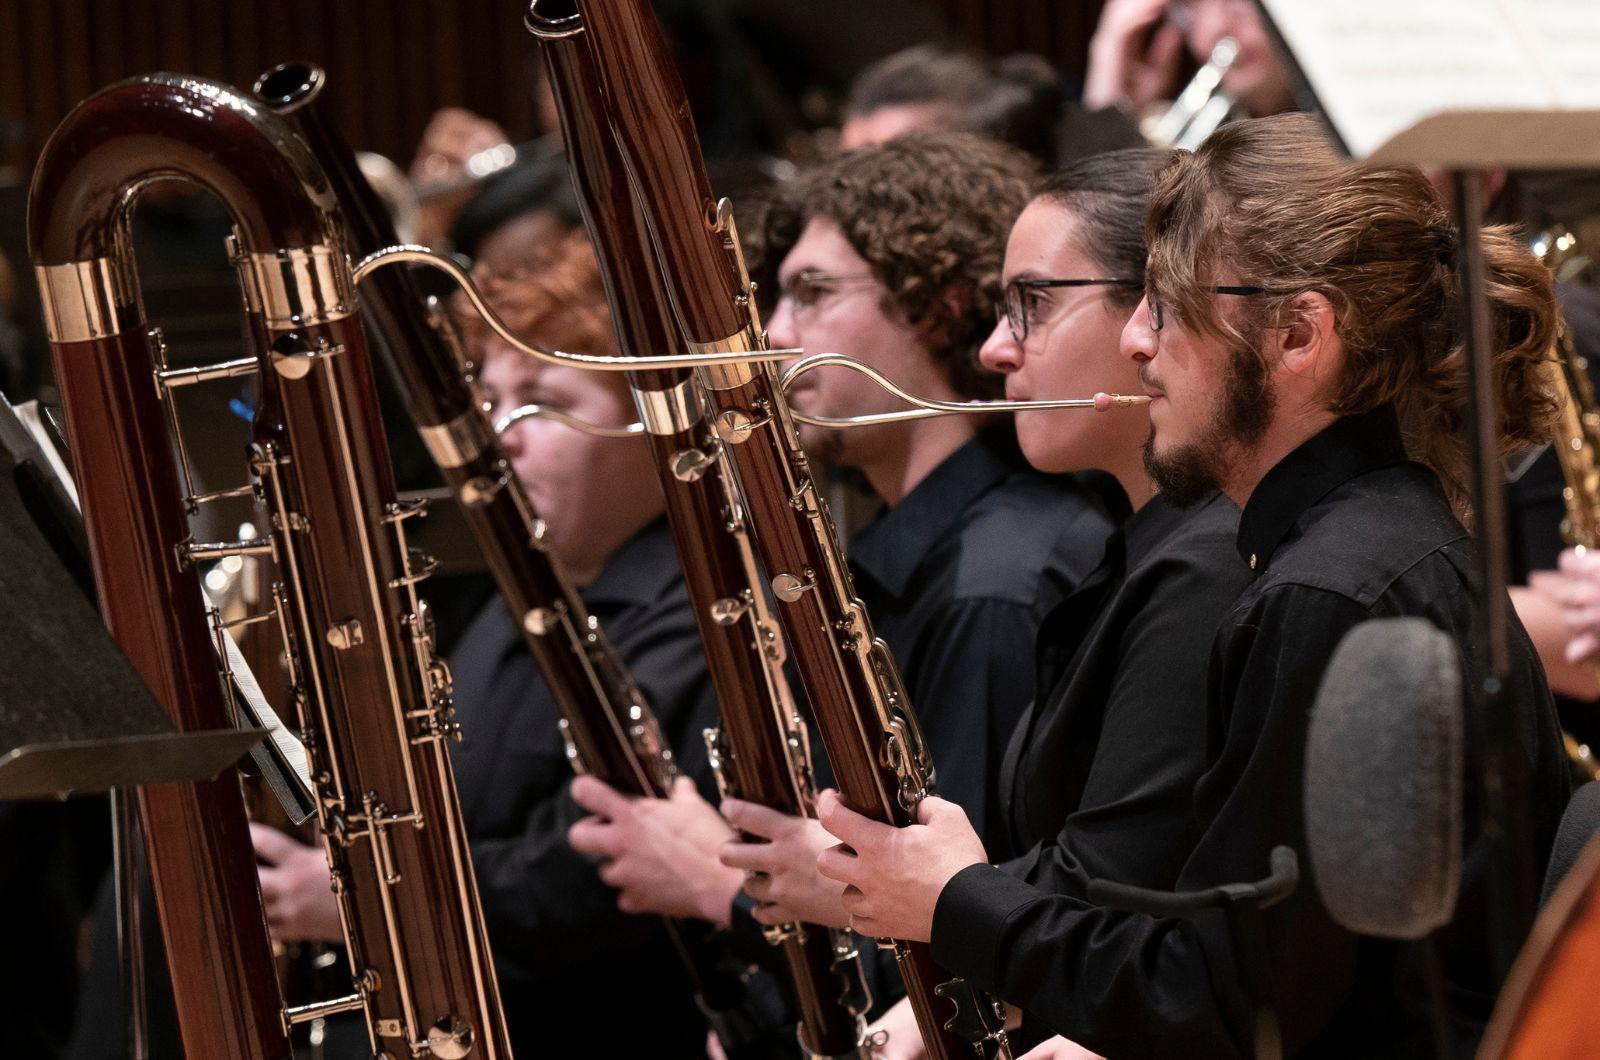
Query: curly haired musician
[
  {"left": 567, "top": 131, "right": 1121, "bottom": 1013},
  {"left": 822, "top": 113, "right": 1572, "bottom": 1058}
]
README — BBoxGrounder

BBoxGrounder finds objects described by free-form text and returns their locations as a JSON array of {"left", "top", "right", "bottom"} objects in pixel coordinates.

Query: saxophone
[
  {"left": 31, "top": 74, "right": 511, "bottom": 1057},
  {"left": 1533, "top": 227, "right": 1600, "bottom": 782}
]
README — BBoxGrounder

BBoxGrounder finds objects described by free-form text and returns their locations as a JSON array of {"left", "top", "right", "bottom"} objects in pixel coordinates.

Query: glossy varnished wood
[
  {"left": 544, "top": 32, "right": 867, "bottom": 1055},
  {"left": 255, "top": 64, "right": 662, "bottom": 800},
  {"left": 49, "top": 322, "right": 292, "bottom": 1059},
  {"left": 257, "top": 311, "right": 511, "bottom": 1058},
  {"left": 31, "top": 75, "right": 511, "bottom": 1060},
  {"left": 570, "top": 4, "right": 992, "bottom": 1055}
]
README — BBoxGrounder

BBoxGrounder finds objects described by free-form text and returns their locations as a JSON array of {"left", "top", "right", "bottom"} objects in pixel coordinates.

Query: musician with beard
[
  {"left": 566, "top": 132, "right": 1118, "bottom": 1012},
  {"left": 816, "top": 114, "right": 1570, "bottom": 1057}
]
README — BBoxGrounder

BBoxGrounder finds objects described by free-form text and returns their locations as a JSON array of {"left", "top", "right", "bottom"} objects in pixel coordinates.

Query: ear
[
  {"left": 912, "top": 283, "right": 969, "bottom": 353},
  {"left": 1271, "top": 291, "right": 1339, "bottom": 382}
]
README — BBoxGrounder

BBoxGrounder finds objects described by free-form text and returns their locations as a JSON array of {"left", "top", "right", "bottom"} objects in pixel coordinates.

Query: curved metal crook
[
  {"left": 495, "top": 403, "right": 644, "bottom": 439},
  {"left": 524, "top": 0, "right": 584, "bottom": 38},
  {"left": 352, "top": 245, "right": 798, "bottom": 372},
  {"left": 778, "top": 352, "right": 1149, "bottom": 429}
]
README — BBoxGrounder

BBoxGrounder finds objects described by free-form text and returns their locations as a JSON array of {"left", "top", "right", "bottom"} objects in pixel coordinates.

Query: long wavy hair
[{"left": 1145, "top": 113, "right": 1559, "bottom": 519}]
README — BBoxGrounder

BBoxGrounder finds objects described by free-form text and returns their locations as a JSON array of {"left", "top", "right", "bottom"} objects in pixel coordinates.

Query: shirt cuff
[{"left": 931, "top": 862, "right": 1044, "bottom": 989}]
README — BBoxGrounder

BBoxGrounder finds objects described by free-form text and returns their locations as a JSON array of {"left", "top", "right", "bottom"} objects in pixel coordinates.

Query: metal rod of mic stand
[
  {"left": 111, "top": 787, "right": 149, "bottom": 1060},
  {"left": 1451, "top": 169, "right": 1537, "bottom": 983}
]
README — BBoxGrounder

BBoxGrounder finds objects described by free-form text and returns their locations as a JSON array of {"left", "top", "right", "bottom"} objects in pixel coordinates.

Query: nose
[
  {"left": 977, "top": 316, "right": 1021, "bottom": 375},
  {"left": 767, "top": 296, "right": 799, "bottom": 352},
  {"left": 1121, "top": 296, "right": 1158, "bottom": 367}
]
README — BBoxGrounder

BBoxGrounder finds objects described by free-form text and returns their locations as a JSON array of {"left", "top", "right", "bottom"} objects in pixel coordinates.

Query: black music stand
[
  {"left": 0, "top": 393, "right": 264, "bottom": 797},
  {"left": 0, "top": 392, "right": 268, "bottom": 1060}
]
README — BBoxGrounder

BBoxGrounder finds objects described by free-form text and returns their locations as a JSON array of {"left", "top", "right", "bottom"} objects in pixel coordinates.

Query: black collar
[
  {"left": 1126, "top": 491, "right": 1208, "bottom": 569},
  {"left": 1236, "top": 405, "right": 1409, "bottom": 572},
  {"left": 849, "top": 434, "right": 1017, "bottom": 598},
  {"left": 583, "top": 517, "right": 682, "bottom": 608}
]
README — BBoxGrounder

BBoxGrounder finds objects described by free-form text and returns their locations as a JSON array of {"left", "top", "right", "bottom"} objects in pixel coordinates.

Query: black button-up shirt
[
  {"left": 847, "top": 432, "right": 1119, "bottom": 843},
  {"left": 932, "top": 408, "right": 1570, "bottom": 1058},
  {"left": 828, "top": 432, "right": 1118, "bottom": 1020},
  {"left": 449, "top": 518, "right": 721, "bottom": 1058},
  {"left": 995, "top": 493, "right": 1247, "bottom": 870},
  {"left": 931, "top": 491, "right": 1247, "bottom": 1053}
]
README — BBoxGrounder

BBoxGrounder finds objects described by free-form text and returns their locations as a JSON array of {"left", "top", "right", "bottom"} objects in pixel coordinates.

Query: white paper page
[
  {"left": 1500, "top": 0, "right": 1600, "bottom": 107},
  {"left": 1259, "top": 0, "right": 1599, "bottom": 159}
]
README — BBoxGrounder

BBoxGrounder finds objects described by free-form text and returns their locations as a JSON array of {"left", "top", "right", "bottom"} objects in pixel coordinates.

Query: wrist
[{"left": 701, "top": 865, "right": 745, "bottom": 929}]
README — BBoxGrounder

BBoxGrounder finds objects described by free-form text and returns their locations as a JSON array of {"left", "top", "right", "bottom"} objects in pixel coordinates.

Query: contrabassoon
[
  {"left": 31, "top": 74, "right": 511, "bottom": 1059},
  {"left": 528, "top": 2, "right": 1013, "bottom": 1056},
  {"left": 251, "top": 62, "right": 788, "bottom": 1055}
]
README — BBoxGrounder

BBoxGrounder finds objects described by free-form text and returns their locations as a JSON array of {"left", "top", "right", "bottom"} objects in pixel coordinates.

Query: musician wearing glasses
[
  {"left": 817, "top": 114, "right": 1570, "bottom": 1057},
  {"left": 567, "top": 131, "right": 1117, "bottom": 996},
  {"left": 785, "top": 145, "right": 1247, "bottom": 1057},
  {"left": 250, "top": 234, "right": 723, "bottom": 1059}
]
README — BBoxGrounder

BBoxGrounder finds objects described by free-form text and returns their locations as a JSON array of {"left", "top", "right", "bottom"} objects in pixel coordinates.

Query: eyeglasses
[
  {"left": 1001, "top": 278, "right": 1142, "bottom": 344},
  {"left": 1147, "top": 285, "right": 1265, "bottom": 332},
  {"left": 777, "top": 269, "right": 880, "bottom": 320}
]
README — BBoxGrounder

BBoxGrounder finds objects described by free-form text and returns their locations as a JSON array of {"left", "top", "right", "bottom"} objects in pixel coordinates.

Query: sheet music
[
  {"left": 1503, "top": 0, "right": 1600, "bottom": 103},
  {"left": 217, "top": 624, "right": 314, "bottom": 797},
  {"left": 1260, "top": 0, "right": 1600, "bottom": 161}
]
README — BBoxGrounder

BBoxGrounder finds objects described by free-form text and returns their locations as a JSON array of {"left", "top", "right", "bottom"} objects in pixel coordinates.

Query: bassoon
[
  {"left": 31, "top": 74, "right": 510, "bottom": 1059},
  {"left": 530, "top": 25, "right": 878, "bottom": 1057},
  {"left": 251, "top": 62, "right": 795, "bottom": 1056},
  {"left": 528, "top": 2, "right": 1013, "bottom": 1056}
]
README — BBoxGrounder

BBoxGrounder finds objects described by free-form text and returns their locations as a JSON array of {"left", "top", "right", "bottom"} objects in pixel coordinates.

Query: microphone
[{"left": 1304, "top": 616, "right": 1463, "bottom": 940}]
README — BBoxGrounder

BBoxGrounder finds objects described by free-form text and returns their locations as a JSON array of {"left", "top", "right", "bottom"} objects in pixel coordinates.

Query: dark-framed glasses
[
  {"left": 1001, "top": 277, "right": 1142, "bottom": 344},
  {"left": 1147, "top": 286, "right": 1266, "bottom": 332}
]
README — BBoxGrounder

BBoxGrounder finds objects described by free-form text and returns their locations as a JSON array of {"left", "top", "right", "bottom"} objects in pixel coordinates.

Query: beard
[{"left": 1143, "top": 339, "right": 1275, "bottom": 507}]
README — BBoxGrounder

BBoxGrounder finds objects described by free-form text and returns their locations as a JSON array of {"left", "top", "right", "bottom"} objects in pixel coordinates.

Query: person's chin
[{"left": 1015, "top": 417, "right": 1069, "bottom": 474}]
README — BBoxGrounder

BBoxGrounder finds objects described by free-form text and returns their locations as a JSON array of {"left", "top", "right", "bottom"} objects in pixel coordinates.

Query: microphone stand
[
  {"left": 1451, "top": 170, "right": 1538, "bottom": 982},
  {"left": 1088, "top": 846, "right": 1299, "bottom": 1060}
]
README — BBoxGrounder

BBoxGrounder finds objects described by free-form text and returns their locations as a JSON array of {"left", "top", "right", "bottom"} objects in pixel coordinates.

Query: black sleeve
[
  {"left": 469, "top": 592, "right": 720, "bottom": 971},
  {"left": 1003, "top": 555, "right": 1231, "bottom": 900},
  {"left": 931, "top": 587, "right": 1370, "bottom": 1058},
  {"left": 903, "top": 597, "right": 1038, "bottom": 845}
]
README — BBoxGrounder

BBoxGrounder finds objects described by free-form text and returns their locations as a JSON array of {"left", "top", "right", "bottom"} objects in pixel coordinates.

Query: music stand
[
  {"left": 0, "top": 391, "right": 269, "bottom": 1059},
  {"left": 0, "top": 392, "right": 264, "bottom": 797}
]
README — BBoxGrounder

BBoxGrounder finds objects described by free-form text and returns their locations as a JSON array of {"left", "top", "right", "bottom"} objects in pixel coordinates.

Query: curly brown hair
[
  {"left": 1145, "top": 112, "right": 1559, "bottom": 520},
  {"left": 453, "top": 230, "right": 618, "bottom": 359},
  {"left": 759, "top": 131, "right": 1038, "bottom": 400}
]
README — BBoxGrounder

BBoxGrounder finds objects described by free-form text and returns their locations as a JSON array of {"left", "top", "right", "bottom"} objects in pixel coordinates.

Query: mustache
[{"left": 1139, "top": 366, "right": 1164, "bottom": 393}]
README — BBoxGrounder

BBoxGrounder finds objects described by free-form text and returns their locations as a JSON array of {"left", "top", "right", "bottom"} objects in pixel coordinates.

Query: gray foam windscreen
[{"left": 1304, "top": 617, "right": 1463, "bottom": 940}]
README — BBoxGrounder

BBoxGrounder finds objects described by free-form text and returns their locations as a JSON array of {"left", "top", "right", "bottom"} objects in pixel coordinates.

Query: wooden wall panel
[
  {"left": 932, "top": 0, "right": 1105, "bottom": 84},
  {"left": 0, "top": 1, "right": 1102, "bottom": 184},
  {"left": 0, "top": 0, "right": 541, "bottom": 181}
]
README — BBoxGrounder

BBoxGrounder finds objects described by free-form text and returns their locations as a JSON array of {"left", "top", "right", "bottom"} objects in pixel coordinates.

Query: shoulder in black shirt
[
  {"left": 934, "top": 491, "right": 1249, "bottom": 1054},
  {"left": 847, "top": 432, "right": 1120, "bottom": 844},
  {"left": 930, "top": 408, "right": 1569, "bottom": 1059},
  {"left": 448, "top": 518, "right": 721, "bottom": 1059}
]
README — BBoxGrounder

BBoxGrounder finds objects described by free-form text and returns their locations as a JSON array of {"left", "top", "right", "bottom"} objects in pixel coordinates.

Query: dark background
[{"left": 0, "top": 0, "right": 1106, "bottom": 181}]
